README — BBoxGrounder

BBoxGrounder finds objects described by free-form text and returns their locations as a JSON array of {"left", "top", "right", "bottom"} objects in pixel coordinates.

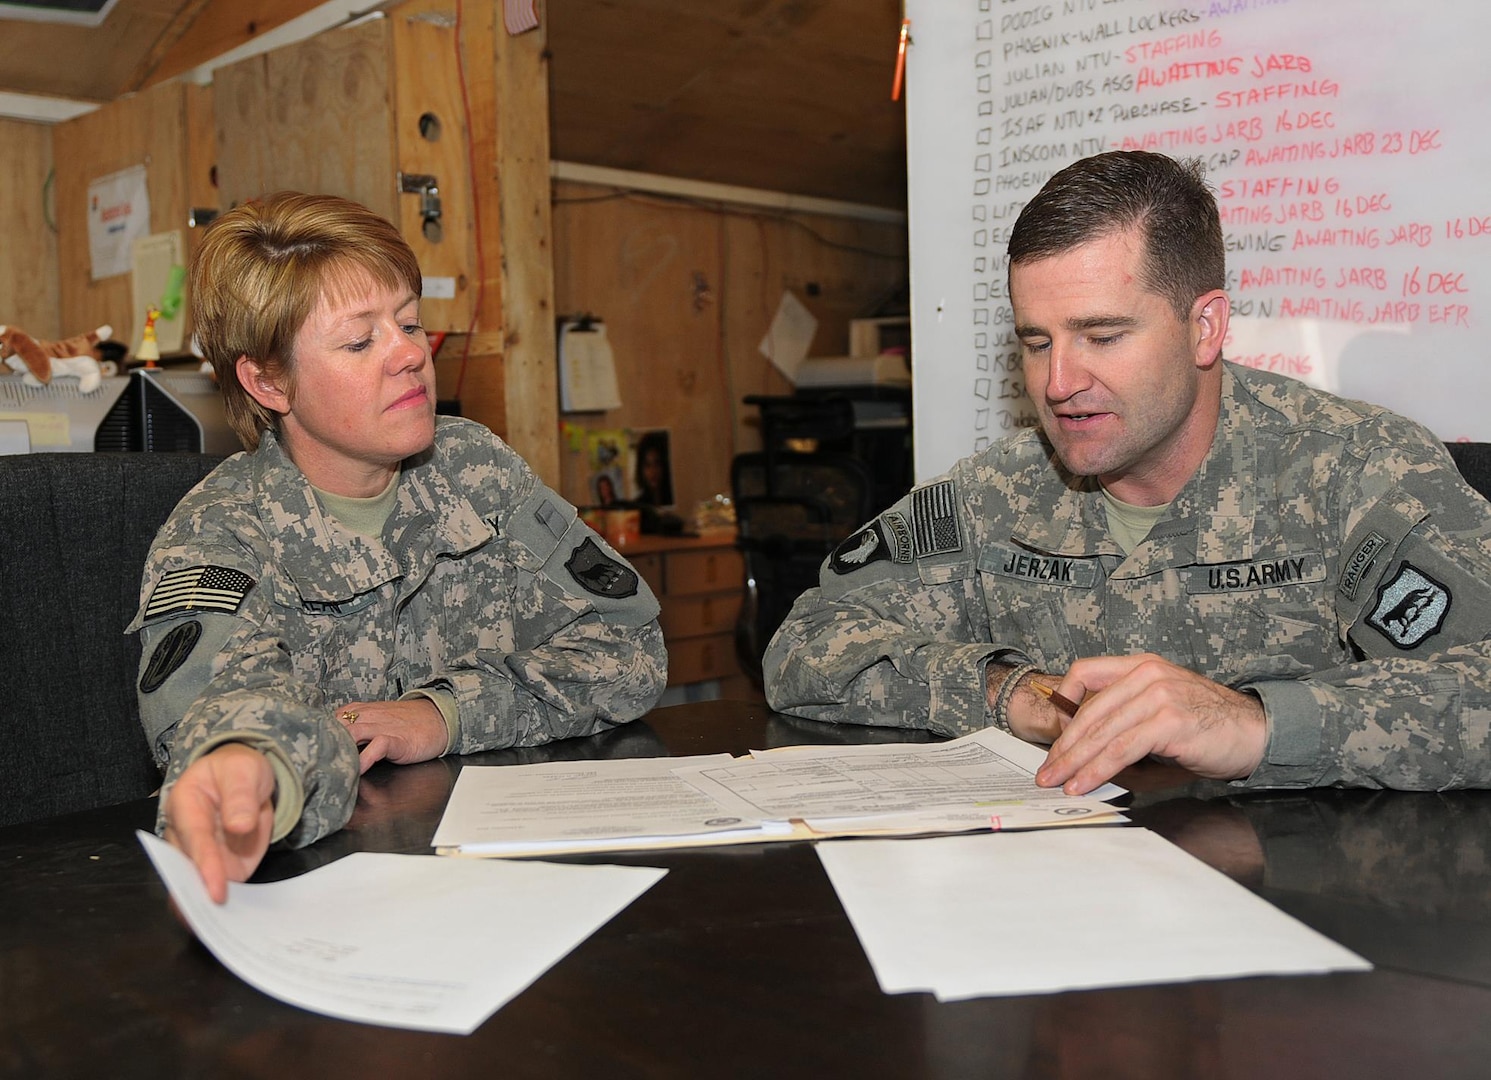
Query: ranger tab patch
[
  {"left": 566, "top": 537, "right": 639, "bottom": 598},
  {"left": 143, "top": 565, "right": 255, "bottom": 621},
  {"left": 1367, "top": 562, "right": 1450, "bottom": 648}
]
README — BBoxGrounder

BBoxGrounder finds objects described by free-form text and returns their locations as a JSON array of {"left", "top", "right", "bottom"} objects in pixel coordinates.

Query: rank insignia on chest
[
  {"left": 1367, "top": 561, "right": 1451, "bottom": 648},
  {"left": 566, "top": 537, "right": 639, "bottom": 598}
]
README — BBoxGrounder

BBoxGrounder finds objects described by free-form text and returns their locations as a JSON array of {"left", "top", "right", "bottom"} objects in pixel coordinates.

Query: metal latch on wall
[{"left": 398, "top": 172, "right": 443, "bottom": 242}]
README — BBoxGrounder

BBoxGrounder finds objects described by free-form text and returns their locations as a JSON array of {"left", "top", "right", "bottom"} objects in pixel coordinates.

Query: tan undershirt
[{"left": 1101, "top": 487, "right": 1172, "bottom": 555}]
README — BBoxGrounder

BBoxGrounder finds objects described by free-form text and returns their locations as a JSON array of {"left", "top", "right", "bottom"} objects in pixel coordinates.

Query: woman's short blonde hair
[{"left": 191, "top": 192, "right": 423, "bottom": 449}]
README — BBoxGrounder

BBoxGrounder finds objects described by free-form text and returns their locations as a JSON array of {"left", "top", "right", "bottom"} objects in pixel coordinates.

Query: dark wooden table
[{"left": 5, "top": 699, "right": 1491, "bottom": 1079}]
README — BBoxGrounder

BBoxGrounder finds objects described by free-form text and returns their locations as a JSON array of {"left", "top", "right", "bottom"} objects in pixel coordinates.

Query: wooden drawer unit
[
  {"left": 619, "top": 531, "right": 744, "bottom": 688},
  {"left": 664, "top": 548, "right": 745, "bottom": 596}
]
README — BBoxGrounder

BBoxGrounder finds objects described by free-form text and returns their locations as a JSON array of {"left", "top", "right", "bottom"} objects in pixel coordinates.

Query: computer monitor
[
  {"left": 0, "top": 375, "right": 133, "bottom": 453},
  {"left": 137, "top": 368, "right": 239, "bottom": 455}
]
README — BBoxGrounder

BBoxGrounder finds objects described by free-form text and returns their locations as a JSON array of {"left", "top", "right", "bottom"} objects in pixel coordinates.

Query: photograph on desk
[
  {"left": 629, "top": 427, "right": 674, "bottom": 507},
  {"left": 586, "top": 427, "right": 627, "bottom": 507}
]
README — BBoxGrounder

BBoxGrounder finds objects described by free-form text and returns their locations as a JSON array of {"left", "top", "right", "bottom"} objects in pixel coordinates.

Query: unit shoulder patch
[
  {"left": 565, "top": 537, "right": 639, "bottom": 598},
  {"left": 1367, "top": 561, "right": 1451, "bottom": 648},
  {"left": 831, "top": 521, "right": 892, "bottom": 575},
  {"left": 140, "top": 620, "right": 202, "bottom": 693}
]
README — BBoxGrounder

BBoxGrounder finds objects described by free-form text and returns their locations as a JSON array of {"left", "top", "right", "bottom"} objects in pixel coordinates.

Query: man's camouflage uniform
[
  {"left": 764, "top": 363, "right": 1491, "bottom": 789},
  {"left": 132, "top": 417, "right": 667, "bottom": 846}
]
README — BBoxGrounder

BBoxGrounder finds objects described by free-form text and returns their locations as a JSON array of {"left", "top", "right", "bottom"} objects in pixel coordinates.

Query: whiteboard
[{"left": 907, "top": 0, "right": 1491, "bottom": 481}]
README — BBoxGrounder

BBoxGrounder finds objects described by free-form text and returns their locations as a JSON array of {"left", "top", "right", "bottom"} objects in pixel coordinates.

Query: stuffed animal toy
[{"left": 0, "top": 323, "right": 114, "bottom": 394}]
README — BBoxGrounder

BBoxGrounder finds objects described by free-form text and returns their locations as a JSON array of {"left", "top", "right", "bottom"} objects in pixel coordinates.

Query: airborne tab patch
[
  {"left": 143, "top": 565, "right": 255, "bottom": 622},
  {"left": 565, "top": 537, "right": 639, "bottom": 598},
  {"left": 1367, "top": 561, "right": 1450, "bottom": 648}
]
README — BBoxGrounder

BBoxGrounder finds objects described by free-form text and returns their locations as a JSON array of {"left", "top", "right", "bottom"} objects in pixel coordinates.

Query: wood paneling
[
  {"left": 552, "top": 180, "right": 908, "bottom": 518},
  {"left": 547, "top": 0, "right": 907, "bottom": 209},
  {"left": 52, "top": 81, "right": 195, "bottom": 347},
  {"left": 0, "top": 118, "right": 60, "bottom": 340},
  {"left": 390, "top": 0, "right": 477, "bottom": 336},
  {"left": 1, "top": 0, "right": 906, "bottom": 211},
  {"left": 215, "top": 19, "right": 397, "bottom": 222}
]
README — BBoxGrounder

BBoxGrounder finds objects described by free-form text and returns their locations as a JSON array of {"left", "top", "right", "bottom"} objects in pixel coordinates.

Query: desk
[
  {"left": 5, "top": 700, "right": 1491, "bottom": 1078},
  {"left": 620, "top": 530, "right": 747, "bottom": 692}
]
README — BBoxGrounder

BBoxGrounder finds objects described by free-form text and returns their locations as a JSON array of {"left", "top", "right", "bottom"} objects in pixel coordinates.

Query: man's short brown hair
[{"left": 1007, "top": 151, "right": 1225, "bottom": 320}]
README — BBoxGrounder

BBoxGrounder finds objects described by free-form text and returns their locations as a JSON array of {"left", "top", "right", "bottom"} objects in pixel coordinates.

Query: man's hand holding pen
[
  {"left": 1023, "top": 654, "right": 1268, "bottom": 795},
  {"left": 994, "top": 656, "right": 1268, "bottom": 794}
]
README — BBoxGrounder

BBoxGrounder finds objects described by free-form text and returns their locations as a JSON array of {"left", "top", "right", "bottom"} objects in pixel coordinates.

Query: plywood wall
[
  {"left": 0, "top": 118, "right": 60, "bottom": 340},
  {"left": 551, "top": 180, "right": 908, "bottom": 518},
  {"left": 51, "top": 80, "right": 213, "bottom": 349},
  {"left": 215, "top": 19, "right": 398, "bottom": 222}
]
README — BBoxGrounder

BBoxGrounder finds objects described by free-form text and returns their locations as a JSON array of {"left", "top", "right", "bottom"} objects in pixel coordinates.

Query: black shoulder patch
[
  {"left": 565, "top": 537, "right": 639, "bottom": 598},
  {"left": 140, "top": 620, "right": 202, "bottom": 693},
  {"left": 831, "top": 521, "right": 892, "bottom": 575},
  {"left": 143, "top": 565, "right": 255, "bottom": 622},
  {"left": 1367, "top": 562, "right": 1451, "bottom": 648}
]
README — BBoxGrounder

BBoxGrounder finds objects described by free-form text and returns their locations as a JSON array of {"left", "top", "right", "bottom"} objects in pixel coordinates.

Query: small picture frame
[{"left": 630, "top": 428, "right": 674, "bottom": 507}]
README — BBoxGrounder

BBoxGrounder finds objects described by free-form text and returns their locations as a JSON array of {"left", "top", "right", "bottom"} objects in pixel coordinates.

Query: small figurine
[{"left": 137, "top": 306, "right": 161, "bottom": 365}]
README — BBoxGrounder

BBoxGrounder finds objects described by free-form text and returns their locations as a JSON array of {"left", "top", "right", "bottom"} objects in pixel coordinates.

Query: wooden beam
[
  {"left": 137, "top": 0, "right": 332, "bottom": 91},
  {"left": 491, "top": 0, "right": 559, "bottom": 483},
  {"left": 125, "top": 0, "right": 214, "bottom": 93}
]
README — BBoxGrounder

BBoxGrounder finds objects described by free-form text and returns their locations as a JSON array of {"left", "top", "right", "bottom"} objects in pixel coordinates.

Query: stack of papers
[{"left": 432, "top": 729, "right": 1125, "bottom": 858}]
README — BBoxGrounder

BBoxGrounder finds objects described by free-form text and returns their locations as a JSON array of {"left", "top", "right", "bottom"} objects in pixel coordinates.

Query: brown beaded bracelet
[{"left": 990, "top": 661, "right": 1038, "bottom": 734}]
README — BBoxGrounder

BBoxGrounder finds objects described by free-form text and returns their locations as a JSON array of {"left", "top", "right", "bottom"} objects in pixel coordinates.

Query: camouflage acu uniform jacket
[
  {"left": 763, "top": 363, "right": 1491, "bottom": 789},
  {"left": 131, "top": 418, "right": 667, "bottom": 847}
]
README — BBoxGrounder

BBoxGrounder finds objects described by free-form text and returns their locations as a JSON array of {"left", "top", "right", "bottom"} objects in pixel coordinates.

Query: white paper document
[
  {"left": 817, "top": 828, "right": 1370, "bottom": 1000},
  {"left": 432, "top": 754, "right": 793, "bottom": 856},
  {"left": 758, "top": 290, "right": 818, "bottom": 382},
  {"left": 677, "top": 728, "right": 1124, "bottom": 833},
  {"left": 138, "top": 831, "right": 664, "bottom": 1033},
  {"left": 558, "top": 320, "right": 622, "bottom": 412}
]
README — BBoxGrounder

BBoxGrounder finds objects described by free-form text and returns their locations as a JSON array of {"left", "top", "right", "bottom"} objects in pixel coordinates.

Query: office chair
[
  {"left": 0, "top": 452, "right": 223, "bottom": 825},
  {"left": 1446, "top": 441, "right": 1491, "bottom": 502},
  {"left": 731, "top": 450, "right": 875, "bottom": 685}
]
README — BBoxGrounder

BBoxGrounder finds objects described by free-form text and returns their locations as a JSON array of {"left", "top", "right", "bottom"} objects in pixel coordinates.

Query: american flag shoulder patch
[
  {"left": 143, "top": 565, "right": 256, "bottom": 621},
  {"left": 911, "top": 480, "right": 962, "bottom": 557}
]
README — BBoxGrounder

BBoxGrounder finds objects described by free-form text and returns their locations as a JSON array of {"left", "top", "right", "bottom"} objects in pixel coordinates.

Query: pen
[{"left": 1029, "top": 679, "right": 1081, "bottom": 718}]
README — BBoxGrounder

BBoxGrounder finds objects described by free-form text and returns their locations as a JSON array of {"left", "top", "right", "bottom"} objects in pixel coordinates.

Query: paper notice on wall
[
  {"left": 131, "top": 231, "right": 186, "bottom": 354},
  {"left": 87, "top": 165, "right": 150, "bottom": 281},
  {"left": 559, "top": 320, "right": 622, "bottom": 412},
  {"left": 758, "top": 291, "right": 818, "bottom": 384}
]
